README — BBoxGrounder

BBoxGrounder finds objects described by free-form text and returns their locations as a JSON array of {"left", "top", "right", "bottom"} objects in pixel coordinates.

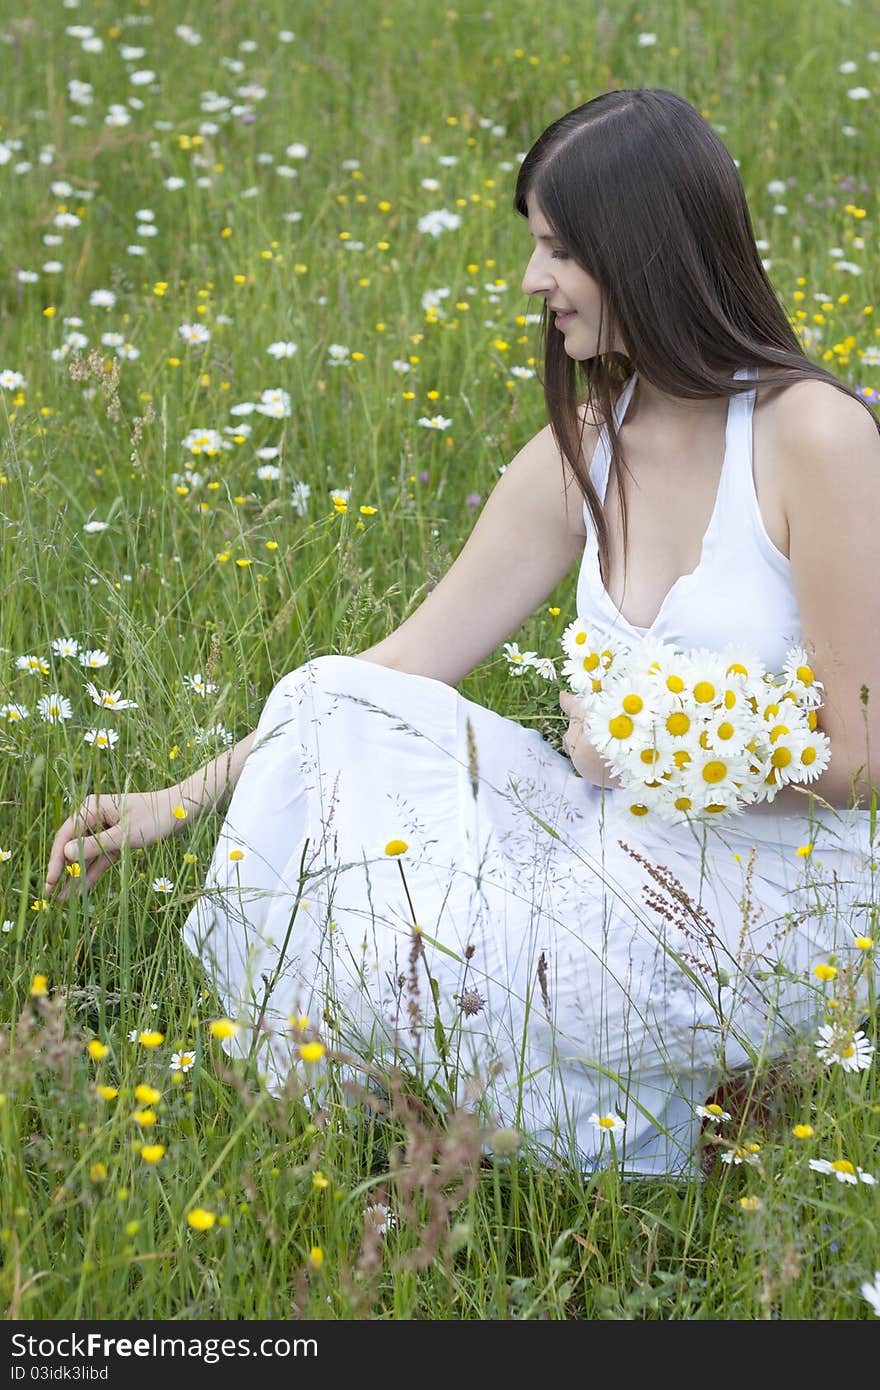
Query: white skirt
[{"left": 182, "top": 656, "right": 877, "bottom": 1176}]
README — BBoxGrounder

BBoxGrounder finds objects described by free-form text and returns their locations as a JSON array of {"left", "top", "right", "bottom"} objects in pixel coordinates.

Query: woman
[{"left": 44, "top": 90, "right": 880, "bottom": 1176}]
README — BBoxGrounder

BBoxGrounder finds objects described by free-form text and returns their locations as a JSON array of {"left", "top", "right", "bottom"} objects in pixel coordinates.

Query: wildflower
[
  {"left": 417, "top": 209, "right": 461, "bottom": 236},
  {"left": 809, "top": 1157, "right": 876, "bottom": 1185},
  {"left": 84, "top": 728, "right": 120, "bottom": 749},
  {"left": 79, "top": 649, "right": 110, "bottom": 669},
  {"left": 179, "top": 322, "right": 211, "bottom": 345},
  {"left": 308, "top": 1246, "right": 324, "bottom": 1270},
  {"left": 792, "top": 1124, "right": 814, "bottom": 1140},
  {"left": 459, "top": 989, "right": 485, "bottom": 1017},
  {"left": 87, "top": 1040, "right": 110, "bottom": 1062},
  {"left": 695, "top": 1103, "right": 731, "bottom": 1123},
  {"left": 37, "top": 693, "right": 73, "bottom": 723},
  {"left": 720, "top": 1144, "right": 761, "bottom": 1167},
  {"left": 813, "top": 962, "right": 838, "bottom": 982},
  {"left": 131, "top": 1108, "right": 157, "bottom": 1127},
  {"left": 187, "top": 1208, "right": 216, "bottom": 1231},
  {"left": 139, "top": 1144, "right": 165, "bottom": 1164},
  {"left": 209, "top": 1018, "right": 239, "bottom": 1041},
  {"left": 0, "top": 703, "right": 29, "bottom": 722},
  {"left": 854, "top": 935, "right": 874, "bottom": 951},
  {"left": 152, "top": 878, "right": 174, "bottom": 894},
  {"left": 364, "top": 1202, "right": 393, "bottom": 1234},
  {"left": 16, "top": 654, "right": 50, "bottom": 675},
  {"left": 384, "top": 839, "right": 408, "bottom": 856},
  {"left": 312, "top": 1170, "right": 330, "bottom": 1189},
  {"left": 134, "top": 1084, "right": 161, "bottom": 1105},
  {"left": 814, "top": 1024, "right": 874, "bottom": 1073},
  {"left": 172, "top": 806, "right": 187, "bottom": 821},
  {"left": 83, "top": 521, "right": 108, "bottom": 534},
  {"left": 862, "top": 1272, "right": 880, "bottom": 1317},
  {"left": 170, "top": 1050, "right": 196, "bottom": 1073},
  {"left": 138, "top": 1031, "right": 164, "bottom": 1048},
  {"left": 739, "top": 1195, "right": 762, "bottom": 1212},
  {"left": 30, "top": 974, "right": 48, "bottom": 998},
  {"left": 51, "top": 637, "right": 80, "bottom": 658},
  {"left": 0, "top": 849, "right": 10, "bottom": 863},
  {"left": 267, "top": 340, "right": 298, "bottom": 358},
  {"left": 588, "top": 1112, "right": 624, "bottom": 1135},
  {"left": 183, "top": 673, "right": 218, "bottom": 696},
  {"left": 299, "top": 1041, "right": 325, "bottom": 1063},
  {"left": 417, "top": 414, "right": 452, "bottom": 429},
  {"left": 84, "top": 682, "right": 138, "bottom": 710},
  {"left": 95, "top": 1085, "right": 119, "bottom": 1101},
  {"left": 228, "top": 849, "right": 246, "bottom": 862},
  {"left": 90, "top": 1163, "right": 108, "bottom": 1183}
]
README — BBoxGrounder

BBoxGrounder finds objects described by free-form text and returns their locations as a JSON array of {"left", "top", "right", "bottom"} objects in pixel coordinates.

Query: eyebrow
[{"left": 529, "top": 231, "right": 557, "bottom": 242}]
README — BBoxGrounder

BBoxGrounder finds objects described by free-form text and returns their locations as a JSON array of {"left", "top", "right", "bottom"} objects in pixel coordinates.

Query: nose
[{"left": 520, "top": 246, "right": 555, "bottom": 299}]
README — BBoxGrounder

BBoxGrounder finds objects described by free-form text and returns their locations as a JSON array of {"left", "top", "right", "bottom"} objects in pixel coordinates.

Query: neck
[{"left": 626, "top": 373, "right": 731, "bottom": 429}]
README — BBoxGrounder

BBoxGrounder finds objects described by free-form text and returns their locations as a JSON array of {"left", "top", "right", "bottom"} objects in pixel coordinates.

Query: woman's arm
[
  {"left": 777, "top": 381, "right": 880, "bottom": 810},
  {"left": 357, "top": 420, "right": 590, "bottom": 685}
]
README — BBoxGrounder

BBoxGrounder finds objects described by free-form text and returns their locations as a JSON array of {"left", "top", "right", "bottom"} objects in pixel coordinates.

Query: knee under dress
[{"left": 182, "top": 368, "right": 877, "bottom": 1175}]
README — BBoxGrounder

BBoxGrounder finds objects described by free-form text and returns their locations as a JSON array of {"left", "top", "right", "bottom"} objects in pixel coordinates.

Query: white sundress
[{"left": 182, "top": 368, "right": 877, "bottom": 1176}]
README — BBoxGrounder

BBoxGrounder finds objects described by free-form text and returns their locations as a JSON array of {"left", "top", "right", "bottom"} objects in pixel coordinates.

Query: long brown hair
[{"left": 514, "top": 88, "right": 879, "bottom": 590}]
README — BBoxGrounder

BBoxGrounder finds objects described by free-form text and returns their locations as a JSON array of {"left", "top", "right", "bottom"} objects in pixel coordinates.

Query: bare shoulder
[{"left": 761, "top": 376, "right": 879, "bottom": 454}]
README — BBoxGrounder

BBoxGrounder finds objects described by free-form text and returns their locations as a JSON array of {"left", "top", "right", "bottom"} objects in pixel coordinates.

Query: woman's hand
[
  {"left": 559, "top": 689, "right": 623, "bottom": 790},
  {"left": 44, "top": 789, "right": 183, "bottom": 901}
]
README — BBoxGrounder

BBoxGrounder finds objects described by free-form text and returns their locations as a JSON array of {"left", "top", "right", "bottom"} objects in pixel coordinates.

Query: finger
[{"left": 64, "top": 823, "right": 124, "bottom": 869}]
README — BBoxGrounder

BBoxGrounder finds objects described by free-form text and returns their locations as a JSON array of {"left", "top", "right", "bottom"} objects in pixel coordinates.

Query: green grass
[{"left": 0, "top": 0, "right": 878, "bottom": 1320}]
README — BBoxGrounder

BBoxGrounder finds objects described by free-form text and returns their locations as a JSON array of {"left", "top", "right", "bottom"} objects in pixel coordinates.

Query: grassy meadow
[{"left": 1, "top": 0, "right": 879, "bottom": 1320}]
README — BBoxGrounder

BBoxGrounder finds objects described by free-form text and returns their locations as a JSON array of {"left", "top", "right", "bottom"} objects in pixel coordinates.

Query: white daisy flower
[
  {"left": 417, "top": 415, "right": 452, "bottom": 430},
  {"left": 780, "top": 645, "right": 825, "bottom": 707},
  {"left": 720, "top": 1145, "right": 761, "bottom": 1167},
  {"left": 502, "top": 641, "right": 539, "bottom": 675},
  {"left": 814, "top": 1024, "right": 875, "bottom": 1073},
  {"left": 37, "top": 693, "right": 73, "bottom": 723},
  {"left": 84, "top": 728, "right": 119, "bottom": 749},
  {"left": 695, "top": 1103, "right": 732, "bottom": 1122},
  {"left": 266, "top": 340, "right": 298, "bottom": 358},
  {"left": 79, "top": 650, "right": 110, "bottom": 669},
  {"left": 588, "top": 1111, "right": 625, "bottom": 1135},
  {"left": 152, "top": 877, "right": 175, "bottom": 893},
  {"left": 184, "top": 673, "right": 218, "bottom": 697},
  {"left": 15, "top": 654, "right": 49, "bottom": 675},
  {"left": 179, "top": 322, "right": 211, "bottom": 346},
  {"left": 170, "top": 1049, "right": 196, "bottom": 1073},
  {"left": 84, "top": 682, "right": 138, "bottom": 711},
  {"left": 0, "top": 703, "right": 29, "bottom": 722},
  {"left": 809, "top": 1157, "right": 876, "bottom": 1185}
]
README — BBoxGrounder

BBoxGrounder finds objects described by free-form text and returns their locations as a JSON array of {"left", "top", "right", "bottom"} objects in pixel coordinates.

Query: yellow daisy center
[
  {"left": 717, "top": 722, "right": 735, "bottom": 741},
  {"left": 702, "top": 761, "right": 727, "bottom": 784},
  {"left": 796, "top": 664, "right": 814, "bottom": 685},
  {"left": 575, "top": 631, "right": 587, "bottom": 645},
  {"left": 674, "top": 795, "right": 692, "bottom": 810},
  {"left": 831, "top": 1159, "right": 855, "bottom": 1176},
  {"left": 628, "top": 803, "right": 649, "bottom": 816},
  {"left": 801, "top": 746, "right": 817, "bottom": 765},
  {"left": 582, "top": 653, "right": 600, "bottom": 671},
  {"left": 769, "top": 725, "right": 790, "bottom": 743},
  {"left": 666, "top": 674, "right": 685, "bottom": 693},
  {"left": 609, "top": 714, "right": 634, "bottom": 740},
  {"left": 666, "top": 711, "right": 690, "bottom": 736},
  {"left": 693, "top": 681, "right": 716, "bottom": 704},
  {"left": 771, "top": 747, "right": 792, "bottom": 768},
  {"left": 622, "top": 693, "right": 643, "bottom": 715}
]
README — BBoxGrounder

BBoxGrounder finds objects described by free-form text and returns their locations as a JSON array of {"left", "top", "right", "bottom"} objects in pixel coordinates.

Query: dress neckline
[{"left": 592, "top": 371, "right": 741, "bottom": 636}]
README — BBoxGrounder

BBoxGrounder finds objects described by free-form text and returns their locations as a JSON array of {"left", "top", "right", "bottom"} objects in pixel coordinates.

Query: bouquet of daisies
[{"left": 558, "top": 620, "right": 830, "bottom": 822}]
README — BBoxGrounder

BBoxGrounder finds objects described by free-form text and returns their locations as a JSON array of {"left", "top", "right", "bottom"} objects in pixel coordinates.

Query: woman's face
[{"left": 521, "top": 194, "right": 625, "bottom": 358}]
